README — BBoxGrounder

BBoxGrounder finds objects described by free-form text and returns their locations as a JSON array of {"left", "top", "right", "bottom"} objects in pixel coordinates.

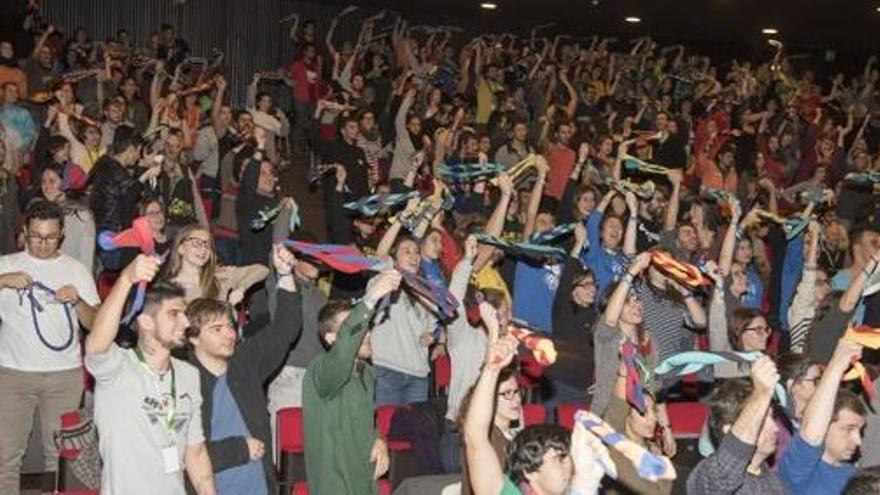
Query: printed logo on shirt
[{"left": 142, "top": 391, "right": 194, "bottom": 434}]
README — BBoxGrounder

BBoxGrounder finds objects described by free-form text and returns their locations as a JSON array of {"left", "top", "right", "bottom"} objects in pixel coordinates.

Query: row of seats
[{"left": 274, "top": 398, "right": 708, "bottom": 494}]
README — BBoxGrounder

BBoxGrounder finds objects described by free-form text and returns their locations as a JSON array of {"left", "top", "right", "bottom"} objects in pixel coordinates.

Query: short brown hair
[
  {"left": 185, "top": 298, "right": 234, "bottom": 339},
  {"left": 318, "top": 299, "right": 353, "bottom": 340},
  {"left": 833, "top": 389, "right": 867, "bottom": 422}
]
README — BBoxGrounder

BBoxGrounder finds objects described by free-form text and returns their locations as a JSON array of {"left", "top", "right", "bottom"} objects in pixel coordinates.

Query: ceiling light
[
  {"left": 624, "top": 16, "right": 641, "bottom": 23},
  {"left": 480, "top": 2, "right": 497, "bottom": 9},
  {"left": 876, "top": 6, "right": 880, "bottom": 12},
  {"left": 762, "top": 28, "right": 778, "bottom": 35}
]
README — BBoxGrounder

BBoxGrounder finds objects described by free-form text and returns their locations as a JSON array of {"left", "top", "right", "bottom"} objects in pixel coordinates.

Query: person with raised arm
[
  {"left": 84, "top": 255, "right": 216, "bottom": 495},
  {"left": 184, "top": 244, "right": 302, "bottom": 494},
  {"left": 464, "top": 331, "right": 610, "bottom": 495},
  {"left": 780, "top": 339, "right": 865, "bottom": 494},
  {"left": 302, "top": 270, "right": 402, "bottom": 495},
  {"left": 687, "top": 356, "right": 786, "bottom": 494}
]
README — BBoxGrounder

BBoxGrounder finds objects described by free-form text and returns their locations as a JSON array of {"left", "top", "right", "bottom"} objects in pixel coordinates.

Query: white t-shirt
[
  {"left": 0, "top": 251, "right": 100, "bottom": 371},
  {"left": 86, "top": 344, "right": 204, "bottom": 495}
]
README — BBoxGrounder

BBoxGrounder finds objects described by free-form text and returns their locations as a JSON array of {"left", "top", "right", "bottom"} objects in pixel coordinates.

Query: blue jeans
[{"left": 374, "top": 366, "right": 429, "bottom": 406}]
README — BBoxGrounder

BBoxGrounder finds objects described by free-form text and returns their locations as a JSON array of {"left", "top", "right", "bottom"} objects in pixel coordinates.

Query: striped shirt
[{"left": 632, "top": 280, "right": 695, "bottom": 361}]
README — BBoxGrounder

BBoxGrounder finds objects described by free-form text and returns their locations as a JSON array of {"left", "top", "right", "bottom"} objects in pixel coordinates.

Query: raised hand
[{"left": 122, "top": 254, "right": 162, "bottom": 286}]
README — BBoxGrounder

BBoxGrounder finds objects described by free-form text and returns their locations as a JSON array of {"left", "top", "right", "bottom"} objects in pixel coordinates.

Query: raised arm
[
  {"left": 799, "top": 340, "right": 861, "bottom": 446},
  {"left": 602, "top": 253, "right": 651, "bottom": 327},
  {"left": 663, "top": 168, "right": 683, "bottom": 231},
  {"left": 473, "top": 173, "right": 513, "bottom": 273},
  {"left": 730, "top": 356, "right": 778, "bottom": 446},
  {"left": 622, "top": 191, "right": 638, "bottom": 256},
  {"left": 717, "top": 198, "right": 742, "bottom": 275},
  {"left": 85, "top": 255, "right": 161, "bottom": 356},
  {"left": 463, "top": 334, "right": 519, "bottom": 495},
  {"left": 522, "top": 157, "right": 549, "bottom": 239}
]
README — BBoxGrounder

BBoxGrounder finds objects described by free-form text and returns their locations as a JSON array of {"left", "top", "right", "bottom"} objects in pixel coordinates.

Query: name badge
[{"left": 162, "top": 446, "right": 181, "bottom": 474}]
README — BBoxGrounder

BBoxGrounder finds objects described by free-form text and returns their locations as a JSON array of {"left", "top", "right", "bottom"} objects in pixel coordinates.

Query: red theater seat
[{"left": 666, "top": 401, "right": 708, "bottom": 438}]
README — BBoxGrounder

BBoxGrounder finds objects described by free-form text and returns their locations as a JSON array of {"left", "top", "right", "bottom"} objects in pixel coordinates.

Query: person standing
[
  {"left": 84, "top": 255, "right": 216, "bottom": 495},
  {"left": 0, "top": 201, "right": 99, "bottom": 495}
]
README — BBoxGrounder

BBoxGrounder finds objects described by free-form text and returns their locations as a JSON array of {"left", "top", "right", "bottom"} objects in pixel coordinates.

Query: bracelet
[
  {"left": 682, "top": 292, "right": 694, "bottom": 299},
  {"left": 622, "top": 272, "right": 635, "bottom": 285},
  {"left": 277, "top": 272, "right": 293, "bottom": 280}
]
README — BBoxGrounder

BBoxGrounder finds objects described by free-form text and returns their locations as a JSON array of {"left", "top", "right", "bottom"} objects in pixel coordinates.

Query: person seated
[
  {"left": 687, "top": 356, "right": 786, "bottom": 494},
  {"left": 601, "top": 364, "right": 673, "bottom": 495},
  {"left": 464, "top": 324, "right": 612, "bottom": 495},
  {"left": 779, "top": 339, "right": 865, "bottom": 494}
]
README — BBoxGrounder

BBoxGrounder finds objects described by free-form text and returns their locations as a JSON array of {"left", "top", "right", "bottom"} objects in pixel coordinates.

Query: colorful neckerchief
[
  {"left": 97, "top": 217, "right": 156, "bottom": 325},
  {"left": 621, "top": 154, "right": 670, "bottom": 176},
  {"left": 605, "top": 178, "right": 655, "bottom": 199},
  {"left": 574, "top": 410, "right": 677, "bottom": 482},
  {"left": 391, "top": 191, "right": 454, "bottom": 238},
  {"left": 281, "top": 241, "right": 459, "bottom": 318},
  {"left": 281, "top": 240, "right": 389, "bottom": 274},
  {"left": 438, "top": 162, "right": 503, "bottom": 183},
  {"left": 398, "top": 266, "right": 459, "bottom": 320},
  {"left": 251, "top": 200, "right": 301, "bottom": 233},
  {"left": 842, "top": 325, "right": 880, "bottom": 402},
  {"left": 650, "top": 250, "right": 707, "bottom": 288},
  {"left": 344, "top": 190, "right": 420, "bottom": 216},
  {"left": 507, "top": 324, "right": 557, "bottom": 365},
  {"left": 621, "top": 340, "right": 650, "bottom": 415},
  {"left": 654, "top": 350, "right": 788, "bottom": 408},
  {"left": 844, "top": 171, "right": 880, "bottom": 185},
  {"left": 529, "top": 223, "right": 576, "bottom": 245},
  {"left": 18, "top": 281, "right": 76, "bottom": 351},
  {"left": 474, "top": 233, "right": 567, "bottom": 262},
  {"left": 702, "top": 187, "right": 735, "bottom": 204}
]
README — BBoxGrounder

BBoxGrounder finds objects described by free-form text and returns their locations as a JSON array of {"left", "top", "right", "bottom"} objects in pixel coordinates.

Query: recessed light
[
  {"left": 480, "top": 2, "right": 497, "bottom": 9},
  {"left": 624, "top": 16, "right": 642, "bottom": 23},
  {"left": 762, "top": 28, "right": 778, "bottom": 35},
  {"left": 876, "top": 6, "right": 880, "bottom": 12}
]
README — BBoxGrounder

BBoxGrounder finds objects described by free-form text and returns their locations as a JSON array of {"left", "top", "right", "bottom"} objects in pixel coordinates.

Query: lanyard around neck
[{"left": 134, "top": 346, "right": 177, "bottom": 432}]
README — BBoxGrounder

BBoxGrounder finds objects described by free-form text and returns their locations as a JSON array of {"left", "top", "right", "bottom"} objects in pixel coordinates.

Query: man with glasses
[{"left": 0, "top": 200, "right": 99, "bottom": 495}]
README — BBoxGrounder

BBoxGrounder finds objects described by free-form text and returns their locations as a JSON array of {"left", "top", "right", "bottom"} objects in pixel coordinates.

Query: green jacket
[{"left": 303, "top": 302, "right": 379, "bottom": 495}]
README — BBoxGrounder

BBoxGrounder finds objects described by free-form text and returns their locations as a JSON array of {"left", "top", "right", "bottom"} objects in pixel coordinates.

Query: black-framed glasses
[
  {"left": 27, "top": 232, "right": 62, "bottom": 244},
  {"left": 497, "top": 389, "right": 522, "bottom": 401},
  {"left": 184, "top": 237, "right": 211, "bottom": 250}
]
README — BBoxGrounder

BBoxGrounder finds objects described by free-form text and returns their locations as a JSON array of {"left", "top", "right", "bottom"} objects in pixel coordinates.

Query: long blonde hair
[{"left": 162, "top": 223, "right": 220, "bottom": 299}]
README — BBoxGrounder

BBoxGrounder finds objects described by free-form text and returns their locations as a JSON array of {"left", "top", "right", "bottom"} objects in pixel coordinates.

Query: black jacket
[
  {"left": 89, "top": 155, "right": 145, "bottom": 231},
  {"left": 187, "top": 288, "right": 303, "bottom": 494}
]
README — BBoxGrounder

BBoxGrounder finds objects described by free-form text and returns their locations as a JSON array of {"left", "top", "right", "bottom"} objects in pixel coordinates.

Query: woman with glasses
[
  {"left": 772, "top": 353, "right": 822, "bottom": 468},
  {"left": 457, "top": 366, "right": 523, "bottom": 495},
  {"left": 160, "top": 223, "right": 268, "bottom": 306}
]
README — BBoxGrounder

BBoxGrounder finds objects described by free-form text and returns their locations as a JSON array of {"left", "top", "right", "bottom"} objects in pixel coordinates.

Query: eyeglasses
[
  {"left": 744, "top": 325, "right": 770, "bottom": 336},
  {"left": 497, "top": 389, "right": 522, "bottom": 401},
  {"left": 27, "top": 232, "right": 62, "bottom": 244},
  {"left": 184, "top": 237, "right": 211, "bottom": 250}
]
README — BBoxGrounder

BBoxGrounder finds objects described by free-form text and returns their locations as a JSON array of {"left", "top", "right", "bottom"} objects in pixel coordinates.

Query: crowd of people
[{"left": 6, "top": 2, "right": 880, "bottom": 495}]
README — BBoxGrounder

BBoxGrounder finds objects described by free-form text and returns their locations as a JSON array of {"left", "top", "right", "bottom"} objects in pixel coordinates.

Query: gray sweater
[
  {"left": 687, "top": 433, "right": 787, "bottom": 494},
  {"left": 369, "top": 275, "right": 435, "bottom": 377},
  {"left": 445, "top": 258, "right": 487, "bottom": 421}
]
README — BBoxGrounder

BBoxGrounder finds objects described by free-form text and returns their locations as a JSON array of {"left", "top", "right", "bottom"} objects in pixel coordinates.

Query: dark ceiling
[{"left": 323, "top": 0, "right": 880, "bottom": 56}]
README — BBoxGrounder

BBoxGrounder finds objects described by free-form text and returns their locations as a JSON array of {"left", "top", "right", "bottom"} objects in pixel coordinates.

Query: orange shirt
[
  {"left": 696, "top": 153, "right": 738, "bottom": 193},
  {"left": 0, "top": 66, "right": 27, "bottom": 98}
]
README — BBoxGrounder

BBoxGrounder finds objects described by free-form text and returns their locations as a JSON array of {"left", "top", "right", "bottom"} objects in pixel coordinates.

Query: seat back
[{"left": 666, "top": 401, "right": 708, "bottom": 438}]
